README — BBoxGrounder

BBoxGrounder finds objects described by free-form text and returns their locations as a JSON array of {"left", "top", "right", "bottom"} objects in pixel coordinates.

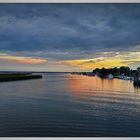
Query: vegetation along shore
[
  {"left": 72, "top": 66, "right": 140, "bottom": 86},
  {"left": 0, "top": 72, "right": 42, "bottom": 82}
]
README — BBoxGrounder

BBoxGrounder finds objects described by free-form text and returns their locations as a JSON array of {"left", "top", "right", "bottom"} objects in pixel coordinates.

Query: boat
[
  {"left": 108, "top": 74, "right": 113, "bottom": 79},
  {"left": 118, "top": 75, "right": 131, "bottom": 80},
  {"left": 123, "top": 76, "right": 131, "bottom": 80}
]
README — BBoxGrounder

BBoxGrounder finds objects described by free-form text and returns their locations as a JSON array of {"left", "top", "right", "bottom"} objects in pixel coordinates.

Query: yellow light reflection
[{"left": 67, "top": 74, "right": 139, "bottom": 97}]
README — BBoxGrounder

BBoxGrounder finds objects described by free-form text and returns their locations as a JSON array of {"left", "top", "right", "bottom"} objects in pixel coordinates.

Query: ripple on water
[{"left": 0, "top": 74, "right": 140, "bottom": 136}]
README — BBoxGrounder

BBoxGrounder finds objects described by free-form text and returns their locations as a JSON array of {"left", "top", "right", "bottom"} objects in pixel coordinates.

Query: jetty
[{"left": 0, "top": 72, "right": 42, "bottom": 82}]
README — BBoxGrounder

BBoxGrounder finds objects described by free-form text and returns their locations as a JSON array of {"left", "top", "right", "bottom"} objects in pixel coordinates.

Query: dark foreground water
[{"left": 0, "top": 73, "right": 140, "bottom": 137}]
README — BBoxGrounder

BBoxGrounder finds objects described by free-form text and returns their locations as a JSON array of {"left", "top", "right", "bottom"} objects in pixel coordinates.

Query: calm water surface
[{"left": 0, "top": 73, "right": 140, "bottom": 136}]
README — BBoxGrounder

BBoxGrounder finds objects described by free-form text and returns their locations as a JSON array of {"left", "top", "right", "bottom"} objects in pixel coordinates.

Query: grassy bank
[{"left": 0, "top": 73, "right": 42, "bottom": 82}]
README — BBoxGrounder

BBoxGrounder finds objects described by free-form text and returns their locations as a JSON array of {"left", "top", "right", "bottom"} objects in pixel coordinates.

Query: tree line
[{"left": 92, "top": 66, "right": 138, "bottom": 77}]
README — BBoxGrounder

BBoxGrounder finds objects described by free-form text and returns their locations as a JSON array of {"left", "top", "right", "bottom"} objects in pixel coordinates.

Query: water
[{"left": 0, "top": 73, "right": 140, "bottom": 137}]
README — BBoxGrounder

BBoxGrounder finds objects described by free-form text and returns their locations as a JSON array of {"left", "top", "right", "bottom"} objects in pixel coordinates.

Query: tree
[
  {"left": 100, "top": 67, "right": 107, "bottom": 75},
  {"left": 93, "top": 68, "right": 101, "bottom": 74}
]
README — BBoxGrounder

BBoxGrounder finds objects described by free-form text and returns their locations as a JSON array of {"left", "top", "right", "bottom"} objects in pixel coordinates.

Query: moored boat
[{"left": 108, "top": 74, "right": 113, "bottom": 79}]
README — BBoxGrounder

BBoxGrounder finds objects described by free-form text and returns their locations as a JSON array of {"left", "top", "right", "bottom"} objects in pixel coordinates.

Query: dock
[{"left": 0, "top": 73, "right": 42, "bottom": 82}]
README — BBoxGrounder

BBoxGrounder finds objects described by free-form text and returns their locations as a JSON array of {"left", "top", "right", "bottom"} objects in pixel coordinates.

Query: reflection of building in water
[{"left": 134, "top": 67, "right": 140, "bottom": 87}]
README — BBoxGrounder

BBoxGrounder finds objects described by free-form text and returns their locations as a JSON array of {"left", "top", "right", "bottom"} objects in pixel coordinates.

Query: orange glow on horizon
[
  {"left": 56, "top": 52, "right": 140, "bottom": 69},
  {"left": 0, "top": 54, "right": 47, "bottom": 64},
  {"left": 58, "top": 58, "right": 128, "bottom": 69},
  {"left": 1, "top": 51, "right": 140, "bottom": 69}
]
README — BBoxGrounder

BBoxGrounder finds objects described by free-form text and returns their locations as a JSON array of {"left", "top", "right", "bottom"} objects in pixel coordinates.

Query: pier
[{"left": 0, "top": 73, "right": 42, "bottom": 82}]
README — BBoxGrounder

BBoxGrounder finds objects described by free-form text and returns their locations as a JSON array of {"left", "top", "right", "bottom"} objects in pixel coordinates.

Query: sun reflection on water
[{"left": 67, "top": 74, "right": 140, "bottom": 97}]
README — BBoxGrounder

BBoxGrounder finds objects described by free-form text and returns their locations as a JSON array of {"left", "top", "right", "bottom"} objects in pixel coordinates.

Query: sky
[{"left": 0, "top": 4, "right": 140, "bottom": 72}]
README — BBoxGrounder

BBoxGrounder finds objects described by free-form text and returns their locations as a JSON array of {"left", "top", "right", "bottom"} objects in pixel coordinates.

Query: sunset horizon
[
  {"left": 0, "top": 4, "right": 140, "bottom": 72},
  {"left": 1, "top": 3, "right": 140, "bottom": 137}
]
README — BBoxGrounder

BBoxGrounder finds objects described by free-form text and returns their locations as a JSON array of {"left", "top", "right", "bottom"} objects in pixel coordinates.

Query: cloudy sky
[{"left": 0, "top": 4, "right": 140, "bottom": 72}]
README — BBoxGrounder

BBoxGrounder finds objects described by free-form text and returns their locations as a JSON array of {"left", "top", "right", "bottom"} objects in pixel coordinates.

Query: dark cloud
[{"left": 0, "top": 4, "right": 140, "bottom": 60}]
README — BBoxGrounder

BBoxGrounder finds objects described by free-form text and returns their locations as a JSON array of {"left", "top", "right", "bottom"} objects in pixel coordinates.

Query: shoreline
[{"left": 0, "top": 73, "right": 42, "bottom": 82}]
